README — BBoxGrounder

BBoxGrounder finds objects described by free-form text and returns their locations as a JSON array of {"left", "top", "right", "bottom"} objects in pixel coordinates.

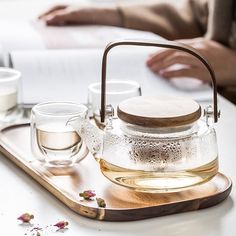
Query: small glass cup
[
  {"left": 31, "top": 102, "right": 88, "bottom": 167},
  {"left": 88, "top": 80, "right": 141, "bottom": 126},
  {"left": 0, "top": 67, "right": 21, "bottom": 123}
]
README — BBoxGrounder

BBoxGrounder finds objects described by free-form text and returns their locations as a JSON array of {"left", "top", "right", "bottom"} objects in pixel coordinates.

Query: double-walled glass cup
[
  {"left": 31, "top": 102, "right": 88, "bottom": 167},
  {"left": 88, "top": 80, "right": 141, "bottom": 126},
  {"left": 0, "top": 67, "right": 21, "bottom": 122}
]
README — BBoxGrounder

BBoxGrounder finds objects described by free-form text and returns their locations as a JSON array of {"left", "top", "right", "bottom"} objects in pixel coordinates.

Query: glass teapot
[{"left": 68, "top": 40, "right": 220, "bottom": 193}]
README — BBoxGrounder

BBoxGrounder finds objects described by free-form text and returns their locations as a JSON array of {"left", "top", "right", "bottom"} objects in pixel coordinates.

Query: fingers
[
  {"left": 39, "top": 7, "right": 93, "bottom": 26},
  {"left": 160, "top": 67, "right": 210, "bottom": 83},
  {"left": 148, "top": 52, "right": 201, "bottom": 73},
  {"left": 38, "top": 5, "right": 67, "bottom": 19},
  {"left": 44, "top": 10, "right": 73, "bottom": 26},
  {"left": 146, "top": 38, "right": 206, "bottom": 70},
  {"left": 160, "top": 67, "right": 199, "bottom": 78},
  {"left": 146, "top": 49, "right": 175, "bottom": 67},
  {"left": 146, "top": 38, "right": 212, "bottom": 83}
]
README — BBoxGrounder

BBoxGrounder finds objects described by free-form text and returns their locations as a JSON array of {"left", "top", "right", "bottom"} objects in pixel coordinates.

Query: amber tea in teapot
[
  {"left": 99, "top": 96, "right": 218, "bottom": 192},
  {"left": 69, "top": 96, "right": 218, "bottom": 192}
]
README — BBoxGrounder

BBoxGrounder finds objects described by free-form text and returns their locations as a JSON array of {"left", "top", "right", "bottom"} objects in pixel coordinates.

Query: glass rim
[
  {"left": 32, "top": 102, "right": 88, "bottom": 117},
  {"left": 88, "top": 80, "right": 141, "bottom": 95},
  {"left": 0, "top": 67, "right": 21, "bottom": 83}
]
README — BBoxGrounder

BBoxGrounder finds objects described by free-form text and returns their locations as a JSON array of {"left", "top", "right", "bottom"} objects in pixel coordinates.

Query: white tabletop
[{"left": 0, "top": 0, "right": 236, "bottom": 235}]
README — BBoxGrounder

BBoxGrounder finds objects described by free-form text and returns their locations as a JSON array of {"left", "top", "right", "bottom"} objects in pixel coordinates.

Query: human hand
[
  {"left": 146, "top": 38, "right": 236, "bottom": 86},
  {"left": 38, "top": 5, "right": 122, "bottom": 27}
]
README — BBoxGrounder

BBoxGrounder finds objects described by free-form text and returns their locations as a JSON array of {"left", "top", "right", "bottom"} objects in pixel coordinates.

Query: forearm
[
  {"left": 85, "top": 7, "right": 123, "bottom": 26},
  {"left": 118, "top": 1, "right": 203, "bottom": 40},
  {"left": 39, "top": 0, "right": 205, "bottom": 40}
]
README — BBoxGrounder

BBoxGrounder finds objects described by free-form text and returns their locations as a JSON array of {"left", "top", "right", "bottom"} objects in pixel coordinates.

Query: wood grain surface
[
  {"left": 0, "top": 124, "right": 232, "bottom": 221},
  {"left": 117, "top": 96, "right": 201, "bottom": 127}
]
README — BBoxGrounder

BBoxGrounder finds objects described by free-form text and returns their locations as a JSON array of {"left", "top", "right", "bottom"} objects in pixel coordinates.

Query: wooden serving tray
[{"left": 0, "top": 124, "right": 232, "bottom": 221}]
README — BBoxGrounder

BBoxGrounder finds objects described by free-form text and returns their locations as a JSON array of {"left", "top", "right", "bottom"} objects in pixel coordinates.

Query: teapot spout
[{"left": 67, "top": 116, "right": 103, "bottom": 157}]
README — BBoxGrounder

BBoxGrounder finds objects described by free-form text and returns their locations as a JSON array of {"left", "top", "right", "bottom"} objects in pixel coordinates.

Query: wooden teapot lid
[{"left": 117, "top": 96, "right": 201, "bottom": 127}]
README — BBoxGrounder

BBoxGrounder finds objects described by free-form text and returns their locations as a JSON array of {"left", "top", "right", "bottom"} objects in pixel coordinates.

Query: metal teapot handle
[{"left": 100, "top": 40, "right": 219, "bottom": 123}]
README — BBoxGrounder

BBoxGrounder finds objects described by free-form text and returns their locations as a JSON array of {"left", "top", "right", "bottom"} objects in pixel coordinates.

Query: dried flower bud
[
  {"left": 79, "top": 190, "right": 96, "bottom": 200},
  {"left": 96, "top": 198, "right": 106, "bottom": 208},
  {"left": 17, "top": 213, "right": 34, "bottom": 223},
  {"left": 53, "top": 221, "right": 69, "bottom": 229},
  {"left": 36, "top": 232, "right": 41, "bottom": 236}
]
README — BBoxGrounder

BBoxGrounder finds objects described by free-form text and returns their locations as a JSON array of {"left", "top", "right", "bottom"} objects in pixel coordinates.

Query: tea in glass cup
[
  {"left": 0, "top": 67, "right": 22, "bottom": 122},
  {"left": 31, "top": 102, "right": 88, "bottom": 167}
]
